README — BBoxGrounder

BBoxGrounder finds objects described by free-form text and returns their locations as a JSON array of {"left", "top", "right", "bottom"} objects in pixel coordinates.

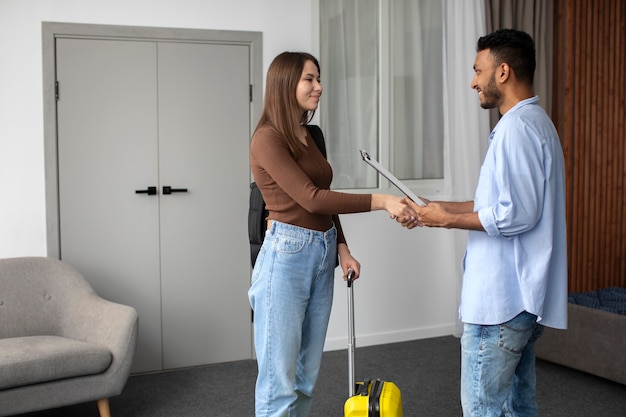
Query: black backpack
[{"left": 248, "top": 125, "right": 327, "bottom": 267}]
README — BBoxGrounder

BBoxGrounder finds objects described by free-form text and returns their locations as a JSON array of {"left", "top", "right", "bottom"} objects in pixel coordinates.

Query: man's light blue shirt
[{"left": 460, "top": 96, "right": 568, "bottom": 329}]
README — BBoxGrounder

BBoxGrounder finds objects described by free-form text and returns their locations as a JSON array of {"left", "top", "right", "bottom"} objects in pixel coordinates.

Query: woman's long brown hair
[{"left": 254, "top": 52, "right": 319, "bottom": 159}]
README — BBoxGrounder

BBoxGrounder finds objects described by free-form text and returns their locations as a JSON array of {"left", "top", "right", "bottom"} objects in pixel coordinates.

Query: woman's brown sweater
[{"left": 250, "top": 125, "right": 371, "bottom": 245}]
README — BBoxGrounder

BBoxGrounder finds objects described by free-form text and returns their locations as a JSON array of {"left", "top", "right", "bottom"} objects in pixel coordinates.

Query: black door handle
[
  {"left": 163, "top": 186, "right": 188, "bottom": 195},
  {"left": 135, "top": 186, "right": 158, "bottom": 195}
]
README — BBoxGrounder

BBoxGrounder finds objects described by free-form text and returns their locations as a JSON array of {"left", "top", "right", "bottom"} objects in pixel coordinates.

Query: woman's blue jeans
[
  {"left": 249, "top": 221, "right": 337, "bottom": 417},
  {"left": 461, "top": 311, "right": 545, "bottom": 417}
]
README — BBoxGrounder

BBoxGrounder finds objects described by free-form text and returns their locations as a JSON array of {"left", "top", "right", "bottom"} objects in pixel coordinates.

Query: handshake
[
  {"left": 384, "top": 195, "right": 480, "bottom": 232},
  {"left": 384, "top": 195, "right": 429, "bottom": 230}
]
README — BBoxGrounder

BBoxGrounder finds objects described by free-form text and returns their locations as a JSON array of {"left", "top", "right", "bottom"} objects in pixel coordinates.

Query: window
[{"left": 319, "top": 0, "right": 444, "bottom": 190}]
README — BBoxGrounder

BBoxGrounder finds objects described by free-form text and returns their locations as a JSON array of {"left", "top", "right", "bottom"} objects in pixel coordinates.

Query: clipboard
[{"left": 359, "top": 150, "right": 426, "bottom": 206}]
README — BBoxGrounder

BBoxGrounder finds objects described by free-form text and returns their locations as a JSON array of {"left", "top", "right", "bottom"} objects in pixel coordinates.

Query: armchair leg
[{"left": 97, "top": 398, "right": 111, "bottom": 417}]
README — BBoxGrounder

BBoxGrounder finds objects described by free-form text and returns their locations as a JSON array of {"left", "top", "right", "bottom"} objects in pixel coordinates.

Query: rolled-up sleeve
[{"left": 475, "top": 117, "right": 545, "bottom": 238}]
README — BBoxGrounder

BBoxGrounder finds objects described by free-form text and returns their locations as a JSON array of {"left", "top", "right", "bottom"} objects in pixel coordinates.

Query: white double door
[{"left": 56, "top": 36, "right": 252, "bottom": 372}]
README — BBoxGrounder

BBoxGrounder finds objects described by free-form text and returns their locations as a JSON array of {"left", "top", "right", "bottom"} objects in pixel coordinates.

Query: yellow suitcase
[
  {"left": 343, "top": 271, "right": 404, "bottom": 417},
  {"left": 344, "top": 379, "right": 403, "bottom": 417}
]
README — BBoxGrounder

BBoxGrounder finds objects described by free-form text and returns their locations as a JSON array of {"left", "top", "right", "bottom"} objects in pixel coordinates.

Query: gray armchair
[{"left": 0, "top": 257, "right": 138, "bottom": 417}]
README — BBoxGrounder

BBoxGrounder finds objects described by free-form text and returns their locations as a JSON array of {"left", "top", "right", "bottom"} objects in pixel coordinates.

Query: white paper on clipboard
[{"left": 359, "top": 150, "right": 426, "bottom": 206}]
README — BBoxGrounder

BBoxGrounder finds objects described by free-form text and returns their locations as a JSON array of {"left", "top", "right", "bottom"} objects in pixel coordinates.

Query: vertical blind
[{"left": 552, "top": 0, "right": 626, "bottom": 292}]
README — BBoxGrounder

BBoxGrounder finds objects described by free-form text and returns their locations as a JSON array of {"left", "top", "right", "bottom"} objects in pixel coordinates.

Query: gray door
[{"left": 56, "top": 36, "right": 252, "bottom": 372}]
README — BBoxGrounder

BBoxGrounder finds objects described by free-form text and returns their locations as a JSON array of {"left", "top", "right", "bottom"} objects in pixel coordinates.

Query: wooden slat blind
[{"left": 552, "top": 0, "right": 626, "bottom": 292}]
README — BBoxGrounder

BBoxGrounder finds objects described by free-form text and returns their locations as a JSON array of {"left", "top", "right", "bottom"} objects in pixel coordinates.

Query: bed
[{"left": 535, "top": 287, "right": 626, "bottom": 385}]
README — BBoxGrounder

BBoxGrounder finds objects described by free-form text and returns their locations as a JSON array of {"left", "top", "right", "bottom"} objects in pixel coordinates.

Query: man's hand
[{"left": 397, "top": 198, "right": 483, "bottom": 231}]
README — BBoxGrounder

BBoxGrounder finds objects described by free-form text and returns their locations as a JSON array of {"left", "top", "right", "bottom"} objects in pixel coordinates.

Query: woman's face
[{"left": 296, "top": 60, "right": 322, "bottom": 113}]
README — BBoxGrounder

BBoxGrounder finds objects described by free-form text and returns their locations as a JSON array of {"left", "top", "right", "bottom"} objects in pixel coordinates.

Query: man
[{"left": 403, "top": 29, "right": 568, "bottom": 416}]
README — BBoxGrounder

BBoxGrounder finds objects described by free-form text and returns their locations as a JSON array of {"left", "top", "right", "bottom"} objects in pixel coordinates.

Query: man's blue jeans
[
  {"left": 249, "top": 221, "right": 336, "bottom": 417},
  {"left": 461, "top": 311, "right": 545, "bottom": 417}
]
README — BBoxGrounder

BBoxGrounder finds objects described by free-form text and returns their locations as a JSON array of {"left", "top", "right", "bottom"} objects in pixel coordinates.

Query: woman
[{"left": 249, "top": 51, "right": 416, "bottom": 417}]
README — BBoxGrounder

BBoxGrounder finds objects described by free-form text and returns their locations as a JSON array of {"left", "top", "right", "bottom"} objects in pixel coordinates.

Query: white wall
[
  {"left": 0, "top": 0, "right": 462, "bottom": 351},
  {"left": 0, "top": 0, "right": 315, "bottom": 257}
]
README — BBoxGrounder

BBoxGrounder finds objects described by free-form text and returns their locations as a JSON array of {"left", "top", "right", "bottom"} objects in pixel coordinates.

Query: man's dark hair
[{"left": 476, "top": 28, "right": 536, "bottom": 85}]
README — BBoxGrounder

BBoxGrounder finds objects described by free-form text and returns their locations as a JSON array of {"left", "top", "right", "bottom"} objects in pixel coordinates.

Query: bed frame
[{"left": 535, "top": 302, "right": 626, "bottom": 385}]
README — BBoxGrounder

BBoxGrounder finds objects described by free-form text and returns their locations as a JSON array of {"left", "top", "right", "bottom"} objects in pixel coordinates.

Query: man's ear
[{"left": 498, "top": 63, "right": 511, "bottom": 83}]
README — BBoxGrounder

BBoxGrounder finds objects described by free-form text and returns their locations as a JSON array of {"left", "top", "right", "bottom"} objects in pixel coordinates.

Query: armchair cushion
[{"left": 0, "top": 335, "right": 112, "bottom": 390}]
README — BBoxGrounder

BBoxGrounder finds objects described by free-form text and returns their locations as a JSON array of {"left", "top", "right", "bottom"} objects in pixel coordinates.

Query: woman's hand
[
  {"left": 371, "top": 194, "right": 418, "bottom": 223},
  {"left": 398, "top": 198, "right": 425, "bottom": 229},
  {"left": 338, "top": 243, "right": 360, "bottom": 281}
]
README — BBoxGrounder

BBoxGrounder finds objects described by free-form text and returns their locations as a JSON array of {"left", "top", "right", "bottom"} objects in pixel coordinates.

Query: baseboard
[{"left": 323, "top": 323, "right": 458, "bottom": 352}]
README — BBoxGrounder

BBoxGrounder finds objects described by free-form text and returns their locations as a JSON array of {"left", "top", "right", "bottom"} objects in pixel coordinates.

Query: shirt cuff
[{"left": 478, "top": 207, "right": 501, "bottom": 237}]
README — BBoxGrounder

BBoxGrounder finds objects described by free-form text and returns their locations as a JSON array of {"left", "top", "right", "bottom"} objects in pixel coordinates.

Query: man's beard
[{"left": 480, "top": 73, "right": 501, "bottom": 109}]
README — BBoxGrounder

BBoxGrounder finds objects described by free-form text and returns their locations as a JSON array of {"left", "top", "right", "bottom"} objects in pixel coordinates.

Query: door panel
[
  {"left": 157, "top": 42, "right": 252, "bottom": 368},
  {"left": 56, "top": 37, "right": 253, "bottom": 372},
  {"left": 56, "top": 38, "right": 162, "bottom": 372}
]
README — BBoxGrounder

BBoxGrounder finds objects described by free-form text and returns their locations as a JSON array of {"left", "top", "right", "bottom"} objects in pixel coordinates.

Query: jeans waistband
[{"left": 267, "top": 220, "right": 336, "bottom": 244}]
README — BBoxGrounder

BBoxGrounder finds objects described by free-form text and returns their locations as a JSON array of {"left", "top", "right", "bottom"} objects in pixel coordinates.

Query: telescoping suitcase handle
[{"left": 347, "top": 268, "right": 356, "bottom": 397}]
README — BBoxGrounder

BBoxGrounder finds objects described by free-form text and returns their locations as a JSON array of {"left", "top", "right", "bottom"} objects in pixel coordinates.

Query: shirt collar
[{"left": 507, "top": 95, "right": 540, "bottom": 114}]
